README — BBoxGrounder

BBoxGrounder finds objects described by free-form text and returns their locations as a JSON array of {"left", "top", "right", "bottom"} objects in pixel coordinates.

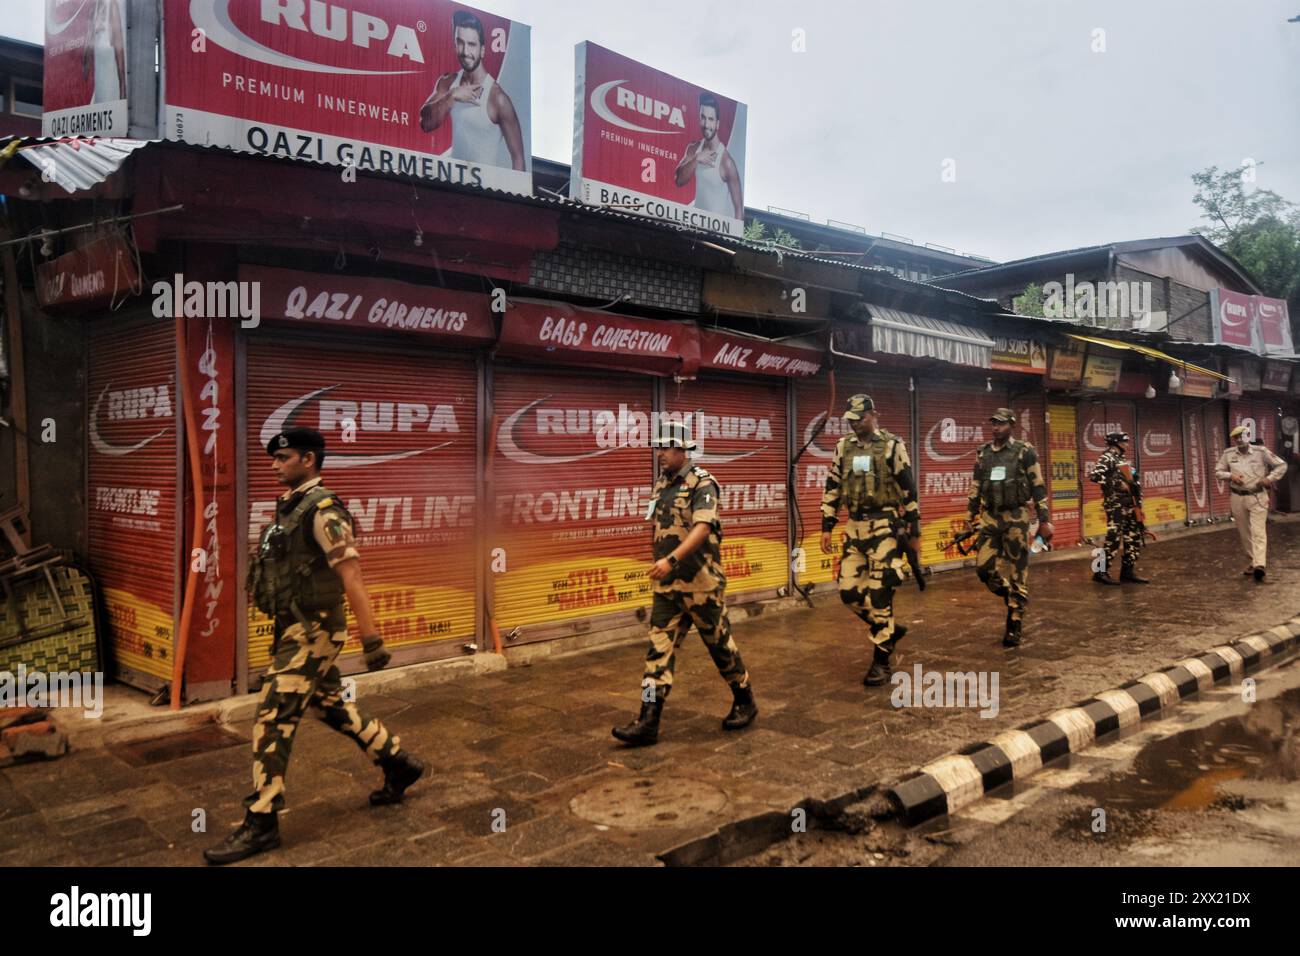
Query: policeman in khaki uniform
[
  {"left": 205, "top": 428, "right": 424, "bottom": 865},
  {"left": 1088, "top": 431, "right": 1149, "bottom": 586},
  {"left": 613, "top": 421, "right": 757, "bottom": 747},
  {"left": 820, "top": 394, "right": 921, "bottom": 686},
  {"left": 1216, "top": 424, "right": 1288, "bottom": 582},
  {"left": 964, "top": 408, "right": 1053, "bottom": 647}
]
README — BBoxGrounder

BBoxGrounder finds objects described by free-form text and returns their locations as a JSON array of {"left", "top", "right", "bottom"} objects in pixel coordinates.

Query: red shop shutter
[
  {"left": 1183, "top": 402, "right": 1212, "bottom": 521},
  {"left": 87, "top": 316, "right": 179, "bottom": 686},
  {"left": 1079, "top": 401, "right": 1136, "bottom": 539},
  {"left": 664, "top": 375, "right": 789, "bottom": 601},
  {"left": 246, "top": 339, "right": 479, "bottom": 673},
  {"left": 1136, "top": 399, "right": 1187, "bottom": 530},
  {"left": 490, "top": 366, "right": 654, "bottom": 639},
  {"left": 917, "top": 378, "right": 1003, "bottom": 567},
  {"left": 1204, "top": 401, "right": 1232, "bottom": 519}
]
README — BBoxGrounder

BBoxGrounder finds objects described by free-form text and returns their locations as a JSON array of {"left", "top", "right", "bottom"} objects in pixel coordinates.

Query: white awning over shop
[{"left": 868, "top": 307, "right": 996, "bottom": 368}]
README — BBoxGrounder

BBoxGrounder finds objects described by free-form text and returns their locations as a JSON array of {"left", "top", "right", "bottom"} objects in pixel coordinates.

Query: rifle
[
  {"left": 1118, "top": 463, "right": 1158, "bottom": 542},
  {"left": 891, "top": 517, "right": 926, "bottom": 590},
  {"left": 942, "top": 526, "right": 982, "bottom": 557}
]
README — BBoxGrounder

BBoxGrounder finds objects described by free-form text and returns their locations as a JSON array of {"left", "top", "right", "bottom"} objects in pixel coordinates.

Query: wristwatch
[{"left": 666, "top": 554, "right": 680, "bottom": 568}]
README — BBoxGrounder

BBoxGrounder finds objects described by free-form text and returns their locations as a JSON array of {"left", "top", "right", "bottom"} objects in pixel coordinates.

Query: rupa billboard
[
  {"left": 162, "top": 0, "right": 533, "bottom": 195},
  {"left": 43, "top": 0, "right": 131, "bottom": 137},
  {"left": 571, "top": 41, "right": 748, "bottom": 237}
]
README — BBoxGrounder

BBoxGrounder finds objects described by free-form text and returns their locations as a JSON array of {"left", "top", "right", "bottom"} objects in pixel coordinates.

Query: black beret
[{"left": 266, "top": 427, "right": 326, "bottom": 457}]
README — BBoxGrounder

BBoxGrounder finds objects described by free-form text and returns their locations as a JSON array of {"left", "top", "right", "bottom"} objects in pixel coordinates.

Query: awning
[
  {"left": 1065, "top": 333, "right": 1231, "bottom": 382},
  {"left": 15, "top": 138, "right": 151, "bottom": 194},
  {"left": 868, "top": 307, "right": 995, "bottom": 368}
]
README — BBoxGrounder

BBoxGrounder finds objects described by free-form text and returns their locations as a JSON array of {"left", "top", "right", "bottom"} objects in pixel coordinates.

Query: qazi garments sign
[
  {"left": 162, "top": 0, "right": 532, "bottom": 195},
  {"left": 571, "top": 42, "right": 748, "bottom": 237},
  {"left": 43, "top": 0, "right": 130, "bottom": 137}
]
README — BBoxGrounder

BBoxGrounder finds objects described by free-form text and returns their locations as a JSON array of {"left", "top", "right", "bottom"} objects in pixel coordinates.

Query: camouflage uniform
[
  {"left": 245, "top": 476, "right": 402, "bottom": 815},
  {"left": 642, "top": 463, "right": 750, "bottom": 697},
  {"left": 967, "top": 425, "right": 1050, "bottom": 629},
  {"left": 1089, "top": 444, "right": 1144, "bottom": 576},
  {"left": 821, "top": 398, "right": 921, "bottom": 652}
]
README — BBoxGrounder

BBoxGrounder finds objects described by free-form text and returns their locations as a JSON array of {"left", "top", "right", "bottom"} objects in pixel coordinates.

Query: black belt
[
  {"left": 1230, "top": 487, "right": 1262, "bottom": 496},
  {"left": 850, "top": 508, "right": 899, "bottom": 520}
]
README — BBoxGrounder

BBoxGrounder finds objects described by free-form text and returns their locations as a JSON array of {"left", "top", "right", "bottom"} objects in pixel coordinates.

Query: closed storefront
[
  {"left": 792, "top": 369, "right": 911, "bottom": 587},
  {"left": 1183, "top": 402, "right": 1212, "bottom": 521},
  {"left": 664, "top": 375, "right": 789, "bottom": 601},
  {"left": 1231, "top": 400, "right": 1278, "bottom": 451},
  {"left": 1204, "top": 402, "right": 1232, "bottom": 518},
  {"left": 1079, "top": 402, "right": 1136, "bottom": 538},
  {"left": 245, "top": 338, "right": 480, "bottom": 675},
  {"left": 1046, "top": 402, "right": 1083, "bottom": 548},
  {"left": 490, "top": 366, "right": 655, "bottom": 638},
  {"left": 1135, "top": 400, "right": 1187, "bottom": 530},
  {"left": 918, "top": 377, "right": 1003, "bottom": 566},
  {"left": 87, "top": 316, "right": 179, "bottom": 689}
]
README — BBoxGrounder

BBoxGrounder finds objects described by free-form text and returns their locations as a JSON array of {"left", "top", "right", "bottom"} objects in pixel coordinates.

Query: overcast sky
[{"left": 7, "top": 0, "right": 1299, "bottom": 261}]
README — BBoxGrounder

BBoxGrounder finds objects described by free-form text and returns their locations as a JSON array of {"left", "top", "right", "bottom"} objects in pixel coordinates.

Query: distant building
[{"left": 0, "top": 36, "right": 43, "bottom": 139}]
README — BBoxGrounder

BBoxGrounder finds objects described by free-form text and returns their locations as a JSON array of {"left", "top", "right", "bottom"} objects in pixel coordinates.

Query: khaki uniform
[
  {"left": 1215, "top": 444, "right": 1288, "bottom": 569},
  {"left": 821, "top": 429, "right": 920, "bottom": 648},
  {"left": 641, "top": 464, "right": 749, "bottom": 697},
  {"left": 245, "top": 476, "right": 402, "bottom": 815},
  {"left": 967, "top": 439, "right": 1050, "bottom": 624}
]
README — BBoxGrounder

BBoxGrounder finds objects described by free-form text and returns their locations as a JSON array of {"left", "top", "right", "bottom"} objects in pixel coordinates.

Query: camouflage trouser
[
  {"left": 974, "top": 506, "right": 1031, "bottom": 623},
  {"left": 838, "top": 516, "right": 906, "bottom": 648},
  {"left": 1103, "top": 504, "right": 1144, "bottom": 573},
  {"left": 642, "top": 590, "right": 749, "bottom": 698},
  {"left": 245, "top": 607, "right": 401, "bottom": 815}
]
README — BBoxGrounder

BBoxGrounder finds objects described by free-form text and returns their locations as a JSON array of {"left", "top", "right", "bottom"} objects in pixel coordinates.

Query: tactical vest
[
  {"left": 840, "top": 430, "right": 903, "bottom": 511},
  {"left": 246, "top": 485, "right": 349, "bottom": 618},
  {"left": 975, "top": 440, "right": 1033, "bottom": 512}
]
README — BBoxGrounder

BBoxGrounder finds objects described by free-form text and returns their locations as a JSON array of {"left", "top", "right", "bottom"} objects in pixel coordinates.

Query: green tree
[
  {"left": 1012, "top": 281, "right": 1047, "bottom": 317},
  {"left": 1191, "top": 165, "right": 1300, "bottom": 321},
  {"left": 743, "top": 218, "right": 802, "bottom": 250}
]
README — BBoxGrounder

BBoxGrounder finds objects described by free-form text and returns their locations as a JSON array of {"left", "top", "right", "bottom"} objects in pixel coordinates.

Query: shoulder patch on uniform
[{"left": 316, "top": 497, "right": 335, "bottom": 510}]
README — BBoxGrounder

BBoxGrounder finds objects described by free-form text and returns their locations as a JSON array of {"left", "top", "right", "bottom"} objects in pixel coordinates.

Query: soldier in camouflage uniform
[
  {"left": 613, "top": 421, "right": 756, "bottom": 747},
  {"left": 820, "top": 394, "right": 921, "bottom": 687},
  {"left": 205, "top": 428, "right": 424, "bottom": 865},
  {"left": 964, "top": 408, "right": 1054, "bottom": 647},
  {"left": 1088, "top": 430, "right": 1150, "bottom": 586}
]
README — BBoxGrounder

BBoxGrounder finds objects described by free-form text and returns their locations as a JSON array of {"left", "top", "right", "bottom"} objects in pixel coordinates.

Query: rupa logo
[
  {"left": 924, "top": 418, "right": 983, "bottom": 463},
  {"left": 89, "top": 384, "right": 172, "bottom": 457},
  {"left": 1141, "top": 431, "right": 1172, "bottom": 457},
  {"left": 590, "top": 80, "right": 686, "bottom": 135},
  {"left": 191, "top": 0, "right": 427, "bottom": 75},
  {"left": 1083, "top": 421, "right": 1124, "bottom": 453},
  {"left": 1220, "top": 298, "right": 1249, "bottom": 328}
]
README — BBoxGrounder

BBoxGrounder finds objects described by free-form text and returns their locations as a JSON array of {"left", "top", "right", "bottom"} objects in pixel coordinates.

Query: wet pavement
[{"left": 2, "top": 521, "right": 1298, "bottom": 867}]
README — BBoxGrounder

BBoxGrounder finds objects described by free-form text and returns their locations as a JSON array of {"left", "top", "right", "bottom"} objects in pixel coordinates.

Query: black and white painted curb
[{"left": 886, "top": 616, "right": 1300, "bottom": 826}]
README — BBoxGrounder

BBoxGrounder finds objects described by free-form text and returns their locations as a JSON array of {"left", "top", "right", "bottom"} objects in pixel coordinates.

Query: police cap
[
  {"left": 990, "top": 408, "right": 1016, "bottom": 425},
  {"left": 1105, "top": 431, "right": 1130, "bottom": 445},
  {"left": 266, "top": 427, "right": 327, "bottom": 458},
  {"left": 842, "top": 394, "right": 875, "bottom": 421},
  {"left": 651, "top": 421, "right": 697, "bottom": 451}
]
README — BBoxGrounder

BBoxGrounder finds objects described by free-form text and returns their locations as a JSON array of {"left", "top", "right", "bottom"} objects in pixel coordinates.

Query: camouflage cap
[
  {"left": 1105, "top": 431, "right": 1130, "bottom": 445},
  {"left": 266, "top": 427, "right": 326, "bottom": 457},
  {"left": 842, "top": 394, "right": 875, "bottom": 421},
  {"left": 651, "top": 421, "right": 697, "bottom": 451},
  {"left": 990, "top": 408, "right": 1016, "bottom": 424}
]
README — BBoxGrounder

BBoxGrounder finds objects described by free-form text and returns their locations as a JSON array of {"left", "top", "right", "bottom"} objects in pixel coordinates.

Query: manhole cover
[{"left": 569, "top": 777, "right": 728, "bottom": 829}]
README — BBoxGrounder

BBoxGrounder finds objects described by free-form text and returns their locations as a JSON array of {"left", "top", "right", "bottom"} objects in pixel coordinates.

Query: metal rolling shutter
[
  {"left": 664, "top": 375, "right": 789, "bottom": 600},
  {"left": 1231, "top": 400, "right": 1278, "bottom": 450},
  {"left": 87, "top": 317, "right": 178, "bottom": 684},
  {"left": 246, "top": 340, "right": 478, "bottom": 672},
  {"left": 1136, "top": 400, "right": 1188, "bottom": 530},
  {"left": 1046, "top": 402, "right": 1083, "bottom": 548},
  {"left": 1203, "top": 402, "right": 1232, "bottom": 519},
  {"left": 918, "top": 378, "right": 1003, "bottom": 567},
  {"left": 1079, "top": 402, "right": 1136, "bottom": 539},
  {"left": 792, "top": 370, "right": 911, "bottom": 588},
  {"left": 1183, "top": 403, "right": 1212, "bottom": 521},
  {"left": 490, "top": 366, "right": 654, "bottom": 638}
]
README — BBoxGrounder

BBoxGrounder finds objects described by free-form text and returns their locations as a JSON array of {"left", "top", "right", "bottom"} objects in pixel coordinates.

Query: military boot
[
  {"left": 1092, "top": 571, "right": 1121, "bottom": 586},
  {"left": 612, "top": 697, "right": 664, "bottom": 747},
  {"left": 1120, "top": 565, "right": 1150, "bottom": 584},
  {"left": 1003, "top": 610, "right": 1022, "bottom": 648},
  {"left": 863, "top": 626, "right": 905, "bottom": 686},
  {"left": 203, "top": 810, "right": 280, "bottom": 865},
  {"left": 722, "top": 684, "right": 758, "bottom": 730},
  {"left": 370, "top": 750, "right": 425, "bottom": 806}
]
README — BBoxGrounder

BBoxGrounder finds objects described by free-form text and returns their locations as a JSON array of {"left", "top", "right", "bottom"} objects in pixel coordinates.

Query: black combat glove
[{"left": 361, "top": 634, "right": 391, "bottom": 672}]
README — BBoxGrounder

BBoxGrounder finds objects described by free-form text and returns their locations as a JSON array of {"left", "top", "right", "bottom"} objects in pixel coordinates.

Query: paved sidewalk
[{"left": 2, "top": 523, "right": 1297, "bottom": 867}]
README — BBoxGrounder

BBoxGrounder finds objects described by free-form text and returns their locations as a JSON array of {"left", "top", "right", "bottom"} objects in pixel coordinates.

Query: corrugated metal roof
[{"left": 14, "top": 137, "right": 153, "bottom": 194}]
